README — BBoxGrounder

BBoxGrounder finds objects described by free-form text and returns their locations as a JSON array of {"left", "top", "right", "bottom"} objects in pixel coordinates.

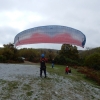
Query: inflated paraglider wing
[{"left": 14, "top": 25, "right": 86, "bottom": 48}]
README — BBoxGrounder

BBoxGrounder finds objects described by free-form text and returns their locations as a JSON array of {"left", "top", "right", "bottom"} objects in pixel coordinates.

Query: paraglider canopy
[{"left": 14, "top": 25, "right": 86, "bottom": 48}]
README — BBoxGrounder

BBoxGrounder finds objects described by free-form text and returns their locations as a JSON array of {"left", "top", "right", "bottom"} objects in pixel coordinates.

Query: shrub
[
  {"left": 54, "top": 55, "right": 80, "bottom": 66},
  {"left": 55, "top": 55, "right": 66, "bottom": 65},
  {"left": 0, "top": 55, "right": 6, "bottom": 62},
  {"left": 84, "top": 53, "right": 100, "bottom": 70},
  {"left": 65, "top": 58, "right": 81, "bottom": 66},
  {"left": 78, "top": 67, "right": 100, "bottom": 85},
  {"left": 17, "top": 57, "right": 24, "bottom": 63}
]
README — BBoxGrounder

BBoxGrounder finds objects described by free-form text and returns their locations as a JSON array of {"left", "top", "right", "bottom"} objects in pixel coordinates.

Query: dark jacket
[
  {"left": 40, "top": 58, "right": 46, "bottom": 69},
  {"left": 52, "top": 60, "right": 54, "bottom": 64}
]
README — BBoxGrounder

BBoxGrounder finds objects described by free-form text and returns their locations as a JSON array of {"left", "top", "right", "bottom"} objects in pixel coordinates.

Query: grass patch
[
  {"left": 22, "top": 84, "right": 31, "bottom": 90},
  {"left": 26, "top": 91, "right": 33, "bottom": 96},
  {"left": 1, "top": 81, "right": 19, "bottom": 91},
  {"left": 0, "top": 79, "right": 7, "bottom": 85},
  {"left": 46, "top": 63, "right": 100, "bottom": 86},
  {"left": 0, "top": 80, "right": 20, "bottom": 99},
  {"left": 23, "top": 61, "right": 100, "bottom": 86}
]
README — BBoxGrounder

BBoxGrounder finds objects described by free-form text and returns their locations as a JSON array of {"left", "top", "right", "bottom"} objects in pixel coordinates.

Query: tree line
[{"left": 0, "top": 43, "right": 100, "bottom": 70}]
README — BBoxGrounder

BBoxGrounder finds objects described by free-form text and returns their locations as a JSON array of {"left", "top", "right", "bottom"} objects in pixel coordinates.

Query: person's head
[
  {"left": 41, "top": 54, "right": 45, "bottom": 58},
  {"left": 66, "top": 66, "right": 68, "bottom": 68}
]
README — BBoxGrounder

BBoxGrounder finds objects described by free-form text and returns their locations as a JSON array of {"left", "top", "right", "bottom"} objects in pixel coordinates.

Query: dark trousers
[
  {"left": 65, "top": 71, "right": 68, "bottom": 74},
  {"left": 52, "top": 63, "right": 54, "bottom": 68},
  {"left": 40, "top": 68, "right": 46, "bottom": 77}
]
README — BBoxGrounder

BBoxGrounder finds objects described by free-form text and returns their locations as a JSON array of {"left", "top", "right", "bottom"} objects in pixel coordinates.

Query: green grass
[
  {"left": 22, "top": 84, "right": 31, "bottom": 90},
  {"left": 0, "top": 80, "right": 19, "bottom": 99},
  {"left": 23, "top": 61, "right": 100, "bottom": 86},
  {"left": 46, "top": 63, "right": 100, "bottom": 86},
  {"left": 46, "top": 64, "right": 82, "bottom": 78},
  {"left": 26, "top": 91, "right": 33, "bottom": 96}
]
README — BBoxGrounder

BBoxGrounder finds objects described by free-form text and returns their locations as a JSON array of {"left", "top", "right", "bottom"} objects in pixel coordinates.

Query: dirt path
[{"left": 0, "top": 63, "right": 100, "bottom": 100}]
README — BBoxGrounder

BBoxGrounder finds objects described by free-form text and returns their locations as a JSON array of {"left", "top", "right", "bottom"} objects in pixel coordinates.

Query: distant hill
[{"left": 78, "top": 47, "right": 100, "bottom": 58}]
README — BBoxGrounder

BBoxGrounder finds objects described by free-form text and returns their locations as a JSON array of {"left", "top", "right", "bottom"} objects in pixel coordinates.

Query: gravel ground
[{"left": 0, "top": 63, "right": 100, "bottom": 100}]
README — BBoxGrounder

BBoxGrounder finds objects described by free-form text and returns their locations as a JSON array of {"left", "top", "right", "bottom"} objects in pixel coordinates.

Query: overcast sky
[{"left": 0, "top": 0, "right": 100, "bottom": 50}]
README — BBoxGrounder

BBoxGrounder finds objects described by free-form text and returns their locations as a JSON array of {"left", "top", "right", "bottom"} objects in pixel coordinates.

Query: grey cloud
[
  {"left": 0, "top": 26, "right": 19, "bottom": 46},
  {"left": 0, "top": 0, "right": 100, "bottom": 49}
]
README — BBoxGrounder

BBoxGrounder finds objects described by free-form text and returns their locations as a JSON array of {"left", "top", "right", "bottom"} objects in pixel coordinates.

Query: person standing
[
  {"left": 40, "top": 54, "right": 46, "bottom": 78},
  {"left": 65, "top": 66, "right": 69, "bottom": 74},
  {"left": 52, "top": 59, "right": 54, "bottom": 68}
]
